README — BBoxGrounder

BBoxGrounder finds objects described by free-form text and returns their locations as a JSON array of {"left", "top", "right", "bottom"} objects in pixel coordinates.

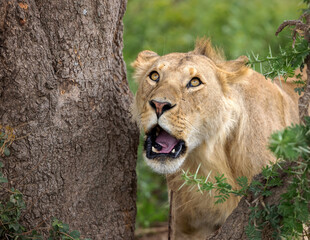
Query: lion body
[
  {"left": 167, "top": 70, "right": 299, "bottom": 239},
  {"left": 132, "top": 39, "right": 300, "bottom": 239}
]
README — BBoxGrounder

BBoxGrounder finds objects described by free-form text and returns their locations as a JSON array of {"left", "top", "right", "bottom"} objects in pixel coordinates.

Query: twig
[
  {"left": 259, "top": 197, "right": 270, "bottom": 214},
  {"left": 168, "top": 190, "right": 173, "bottom": 240},
  {"left": 60, "top": 231, "right": 75, "bottom": 240},
  {"left": 299, "top": 62, "right": 310, "bottom": 124},
  {"left": 299, "top": 12, "right": 309, "bottom": 21},
  {"left": 292, "top": 28, "right": 298, "bottom": 48},
  {"left": 20, "top": 221, "right": 46, "bottom": 235},
  {"left": 275, "top": 20, "right": 308, "bottom": 36},
  {"left": 275, "top": 14, "right": 310, "bottom": 124},
  {"left": 0, "top": 185, "right": 17, "bottom": 194},
  {"left": 298, "top": 15, "right": 310, "bottom": 124}
]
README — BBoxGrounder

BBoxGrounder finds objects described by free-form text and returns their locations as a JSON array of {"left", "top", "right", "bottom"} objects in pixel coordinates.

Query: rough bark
[{"left": 0, "top": 0, "right": 139, "bottom": 239}]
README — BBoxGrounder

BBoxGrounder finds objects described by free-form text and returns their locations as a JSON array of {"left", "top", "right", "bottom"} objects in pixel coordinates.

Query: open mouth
[{"left": 144, "top": 125, "right": 186, "bottom": 159}]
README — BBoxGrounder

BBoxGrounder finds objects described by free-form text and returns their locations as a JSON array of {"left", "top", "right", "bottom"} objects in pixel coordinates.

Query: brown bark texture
[{"left": 0, "top": 0, "right": 139, "bottom": 239}]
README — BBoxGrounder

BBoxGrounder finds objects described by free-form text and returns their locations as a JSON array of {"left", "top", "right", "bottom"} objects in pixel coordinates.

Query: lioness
[{"left": 132, "top": 39, "right": 300, "bottom": 239}]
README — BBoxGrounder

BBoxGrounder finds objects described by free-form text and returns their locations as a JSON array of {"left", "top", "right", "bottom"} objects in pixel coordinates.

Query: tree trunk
[{"left": 0, "top": 0, "right": 139, "bottom": 239}]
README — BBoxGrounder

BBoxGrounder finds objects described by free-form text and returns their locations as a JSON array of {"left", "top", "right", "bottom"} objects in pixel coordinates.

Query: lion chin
[
  {"left": 131, "top": 38, "right": 301, "bottom": 240},
  {"left": 143, "top": 154, "right": 186, "bottom": 174}
]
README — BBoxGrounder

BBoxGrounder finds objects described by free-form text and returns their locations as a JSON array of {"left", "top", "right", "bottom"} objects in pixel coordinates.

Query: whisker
[{"left": 182, "top": 117, "right": 200, "bottom": 133}]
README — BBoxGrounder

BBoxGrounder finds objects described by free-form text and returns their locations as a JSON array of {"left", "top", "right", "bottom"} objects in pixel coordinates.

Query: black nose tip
[{"left": 149, "top": 100, "right": 174, "bottom": 118}]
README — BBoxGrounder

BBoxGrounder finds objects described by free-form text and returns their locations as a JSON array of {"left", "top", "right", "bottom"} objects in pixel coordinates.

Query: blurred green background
[{"left": 123, "top": 0, "right": 305, "bottom": 229}]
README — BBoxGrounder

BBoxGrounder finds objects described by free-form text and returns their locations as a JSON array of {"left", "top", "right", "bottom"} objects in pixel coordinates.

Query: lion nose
[{"left": 149, "top": 100, "right": 174, "bottom": 118}]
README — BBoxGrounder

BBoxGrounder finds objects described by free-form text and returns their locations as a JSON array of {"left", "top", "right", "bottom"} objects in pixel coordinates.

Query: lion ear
[
  {"left": 132, "top": 50, "right": 159, "bottom": 68},
  {"left": 131, "top": 50, "right": 159, "bottom": 82},
  {"left": 218, "top": 55, "right": 248, "bottom": 73},
  {"left": 216, "top": 56, "right": 249, "bottom": 92},
  {"left": 192, "top": 38, "right": 225, "bottom": 63}
]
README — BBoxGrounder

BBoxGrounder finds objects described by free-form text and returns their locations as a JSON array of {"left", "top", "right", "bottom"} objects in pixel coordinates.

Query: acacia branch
[
  {"left": 299, "top": 60, "right": 310, "bottom": 124},
  {"left": 275, "top": 15, "right": 310, "bottom": 124},
  {"left": 168, "top": 190, "right": 173, "bottom": 240},
  {"left": 275, "top": 20, "right": 308, "bottom": 36},
  {"left": 299, "top": 14, "right": 310, "bottom": 124}
]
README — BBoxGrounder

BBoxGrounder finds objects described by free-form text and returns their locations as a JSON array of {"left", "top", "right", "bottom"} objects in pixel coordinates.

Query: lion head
[{"left": 132, "top": 39, "right": 248, "bottom": 174}]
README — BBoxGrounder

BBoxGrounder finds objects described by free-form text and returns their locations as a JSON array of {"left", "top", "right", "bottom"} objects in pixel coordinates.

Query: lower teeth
[{"left": 151, "top": 147, "right": 177, "bottom": 154}]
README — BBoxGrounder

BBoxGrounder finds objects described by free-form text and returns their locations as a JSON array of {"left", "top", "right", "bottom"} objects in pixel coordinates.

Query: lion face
[{"left": 132, "top": 40, "right": 248, "bottom": 174}]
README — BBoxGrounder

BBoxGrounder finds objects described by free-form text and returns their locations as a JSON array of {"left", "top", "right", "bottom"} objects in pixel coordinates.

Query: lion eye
[
  {"left": 187, "top": 77, "right": 202, "bottom": 88},
  {"left": 149, "top": 71, "right": 160, "bottom": 82}
]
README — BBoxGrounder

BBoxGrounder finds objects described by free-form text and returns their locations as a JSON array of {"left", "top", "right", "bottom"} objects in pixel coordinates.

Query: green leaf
[
  {"left": 0, "top": 177, "right": 8, "bottom": 183},
  {"left": 52, "top": 218, "right": 61, "bottom": 228},
  {"left": 245, "top": 223, "right": 261, "bottom": 240},
  {"left": 62, "top": 223, "right": 70, "bottom": 233},
  {"left": 262, "top": 190, "right": 272, "bottom": 197},
  {"left": 1, "top": 213, "right": 10, "bottom": 223},
  {"left": 69, "top": 230, "right": 81, "bottom": 238},
  {"left": 269, "top": 123, "right": 308, "bottom": 160},
  {"left": 236, "top": 176, "right": 248, "bottom": 188},
  {"left": 4, "top": 147, "right": 10, "bottom": 156},
  {"left": 9, "top": 223, "right": 21, "bottom": 232}
]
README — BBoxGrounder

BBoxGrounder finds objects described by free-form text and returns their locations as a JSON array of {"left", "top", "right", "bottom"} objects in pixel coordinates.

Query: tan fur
[{"left": 132, "top": 38, "right": 300, "bottom": 239}]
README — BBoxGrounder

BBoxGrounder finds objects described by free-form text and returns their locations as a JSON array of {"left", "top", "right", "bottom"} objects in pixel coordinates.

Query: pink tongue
[{"left": 155, "top": 130, "right": 178, "bottom": 153}]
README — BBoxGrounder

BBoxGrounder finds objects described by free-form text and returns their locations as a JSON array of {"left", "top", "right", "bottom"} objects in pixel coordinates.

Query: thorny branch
[
  {"left": 300, "top": 64, "right": 310, "bottom": 123},
  {"left": 275, "top": 20, "right": 308, "bottom": 37},
  {"left": 168, "top": 190, "right": 173, "bottom": 240},
  {"left": 276, "top": 15, "right": 310, "bottom": 124}
]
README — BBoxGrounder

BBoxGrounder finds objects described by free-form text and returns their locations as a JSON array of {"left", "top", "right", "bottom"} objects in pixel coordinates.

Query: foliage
[
  {"left": 180, "top": 165, "right": 248, "bottom": 204},
  {"left": 248, "top": 38, "right": 310, "bottom": 83},
  {"left": 0, "top": 171, "right": 90, "bottom": 239},
  {"left": 48, "top": 218, "right": 91, "bottom": 240},
  {"left": 124, "top": 0, "right": 305, "bottom": 229},
  {"left": 269, "top": 119, "right": 310, "bottom": 238},
  {"left": 247, "top": 1, "right": 310, "bottom": 95},
  {"left": 182, "top": 118, "right": 310, "bottom": 239},
  {"left": 0, "top": 128, "right": 90, "bottom": 240}
]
